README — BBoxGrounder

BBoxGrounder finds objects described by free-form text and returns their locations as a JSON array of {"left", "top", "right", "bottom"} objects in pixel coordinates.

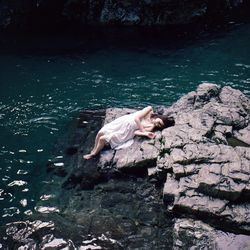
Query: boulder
[{"left": 160, "top": 83, "right": 250, "bottom": 233}]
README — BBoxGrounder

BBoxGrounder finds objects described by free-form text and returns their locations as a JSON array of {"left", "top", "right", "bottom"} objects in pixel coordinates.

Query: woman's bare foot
[{"left": 83, "top": 153, "right": 94, "bottom": 160}]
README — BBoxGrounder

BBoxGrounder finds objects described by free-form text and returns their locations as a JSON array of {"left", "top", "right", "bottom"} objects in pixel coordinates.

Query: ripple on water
[
  {"left": 8, "top": 180, "right": 27, "bottom": 187},
  {"left": 35, "top": 206, "right": 59, "bottom": 214},
  {"left": 2, "top": 207, "right": 20, "bottom": 217},
  {"left": 235, "top": 63, "right": 250, "bottom": 68},
  {"left": 17, "top": 170, "right": 28, "bottom": 175},
  {"left": 0, "top": 24, "right": 249, "bottom": 246},
  {"left": 40, "top": 194, "right": 55, "bottom": 201},
  {"left": 20, "top": 199, "right": 27, "bottom": 207}
]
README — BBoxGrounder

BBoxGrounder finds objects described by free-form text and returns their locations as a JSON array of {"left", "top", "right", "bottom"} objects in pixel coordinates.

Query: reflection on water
[
  {"left": 0, "top": 23, "right": 250, "bottom": 247},
  {"left": 3, "top": 219, "right": 125, "bottom": 249}
]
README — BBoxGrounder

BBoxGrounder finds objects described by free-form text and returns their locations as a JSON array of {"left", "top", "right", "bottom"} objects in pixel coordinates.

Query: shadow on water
[{"left": 0, "top": 21, "right": 249, "bottom": 56}]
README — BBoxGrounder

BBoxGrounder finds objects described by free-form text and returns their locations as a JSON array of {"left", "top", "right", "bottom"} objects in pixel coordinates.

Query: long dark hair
[{"left": 151, "top": 113, "right": 175, "bottom": 130}]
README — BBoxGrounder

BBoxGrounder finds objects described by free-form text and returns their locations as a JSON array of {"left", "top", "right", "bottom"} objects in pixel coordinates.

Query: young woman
[{"left": 83, "top": 106, "right": 175, "bottom": 160}]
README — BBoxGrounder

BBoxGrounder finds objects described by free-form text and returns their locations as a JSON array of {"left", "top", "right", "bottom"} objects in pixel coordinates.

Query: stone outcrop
[
  {"left": 2, "top": 178, "right": 175, "bottom": 249},
  {"left": 47, "top": 83, "right": 250, "bottom": 235},
  {"left": 2, "top": 83, "right": 250, "bottom": 249},
  {"left": 158, "top": 83, "right": 250, "bottom": 234},
  {"left": 173, "top": 218, "right": 250, "bottom": 250},
  {"left": 0, "top": 0, "right": 249, "bottom": 31}
]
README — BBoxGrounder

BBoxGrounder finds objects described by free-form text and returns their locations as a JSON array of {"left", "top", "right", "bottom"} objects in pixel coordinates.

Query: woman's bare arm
[
  {"left": 134, "top": 106, "right": 153, "bottom": 132},
  {"left": 134, "top": 130, "right": 156, "bottom": 139}
]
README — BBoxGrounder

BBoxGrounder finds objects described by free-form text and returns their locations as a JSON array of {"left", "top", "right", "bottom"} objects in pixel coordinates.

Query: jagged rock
[
  {"left": 173, "top": 218, "right": 250, "bottom": 250},
  {"left": 2, "top": 220, "right": 55, "bottom": 249},
  {"left": 214, "top": 124, "right": 233, "bottom": 135},
  {"left": 160, "top": 83, "right": 250, "bottom": 233},
  {"left": 173, "top": 218, "right": 216, "bottom": 250},
  {"left": 47, "top": 83, "right": 249, "bottom": 235},
  {"left": 5, "top": 83, "right": 248, "bottom": 249}
]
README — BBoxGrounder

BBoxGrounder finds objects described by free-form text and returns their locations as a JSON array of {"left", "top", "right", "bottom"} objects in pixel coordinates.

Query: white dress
[{"left": 100, "top": 112, "right": 138, "bottom": 149}]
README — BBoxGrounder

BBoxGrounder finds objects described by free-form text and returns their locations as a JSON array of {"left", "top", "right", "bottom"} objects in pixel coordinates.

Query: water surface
[{"left": 0, "top": 23, "right": 250, "bottom": 230}]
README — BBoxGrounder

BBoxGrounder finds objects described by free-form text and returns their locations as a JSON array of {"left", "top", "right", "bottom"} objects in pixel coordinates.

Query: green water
[{"left": 0, "top": 23, "right": 250, "bottom": 224}]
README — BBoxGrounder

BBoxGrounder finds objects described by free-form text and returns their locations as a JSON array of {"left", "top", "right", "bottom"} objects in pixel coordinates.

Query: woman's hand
[
  {"left": 145, "top": 131, "right": 156, "bottom": 139},
  {"left": 134, "top": 130, "right": 156, "bottom": 139}
]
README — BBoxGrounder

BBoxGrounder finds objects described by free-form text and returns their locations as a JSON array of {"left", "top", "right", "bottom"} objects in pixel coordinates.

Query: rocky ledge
[
  {"left": 53, "top": 83, "right": 250, "bottom": 235},
  {"left": 160, "top": 83, "right": 250, "bottom": 234}
]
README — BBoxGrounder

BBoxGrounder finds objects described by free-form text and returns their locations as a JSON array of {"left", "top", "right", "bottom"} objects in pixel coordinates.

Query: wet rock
[
  {"left": 33, "top": 178, "right": 173, "bottom": 249},
  {"left": 65, "top": 146, "right": 78, "bottom": 155},
  {"left": 61, "top": 109, "right": 106, "bottom": 190},
  {"left": 46, "top": 162, "right": 68, "bottom": 177},
  {"left": 173, "top": 218, "right": 250, "bottom": 250},
  {"left": 2, "top": 220, "right": 55, "bottom": 249}
]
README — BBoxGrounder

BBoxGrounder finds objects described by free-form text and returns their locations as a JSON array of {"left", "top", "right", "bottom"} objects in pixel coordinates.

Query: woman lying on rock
[{"left": 83, "top": 106, "right": 175, "bottom": 160}]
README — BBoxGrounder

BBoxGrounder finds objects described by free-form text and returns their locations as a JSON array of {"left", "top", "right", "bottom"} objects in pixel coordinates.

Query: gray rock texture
[
  {"left": 158, "top": 83, "right": 250, "bottom": 234},
  {"left": 173, "top": 218, "right": 250, "bottom": 250},
  {"left": 55, "top": 83, "right": 250, "bottom": 234},
  {"left": 86, "top": 83, "right": 250, "bottom": 234}
]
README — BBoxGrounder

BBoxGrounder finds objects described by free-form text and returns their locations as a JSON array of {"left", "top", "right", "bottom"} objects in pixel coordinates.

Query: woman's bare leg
[
  {"left": 83, "top": 135, "right": 106, "bottom": 160},
  {"left": 83, "top": 131, "right": 103, "bottom": 159},
  {"left": 91, "top": 131, "right": 104, "bottom": 154}
]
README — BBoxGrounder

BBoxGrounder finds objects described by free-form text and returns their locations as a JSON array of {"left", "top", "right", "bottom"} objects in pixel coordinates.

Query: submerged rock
[
  {"left": 173, "top": 218, "right": 250, "bottom": 250},
  {"left": 1, "top": 178, "right": 174, "bottom": 249}
]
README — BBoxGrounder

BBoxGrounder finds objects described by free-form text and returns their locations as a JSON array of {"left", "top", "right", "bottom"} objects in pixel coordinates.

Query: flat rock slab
[{"left": 58, "top": 107, "right": 162, "bottom": 190}]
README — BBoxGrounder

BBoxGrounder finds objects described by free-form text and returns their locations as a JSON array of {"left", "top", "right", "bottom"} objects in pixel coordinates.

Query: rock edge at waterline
[{"left": 57, "top": 83, "right": 250, "bottom": 235}]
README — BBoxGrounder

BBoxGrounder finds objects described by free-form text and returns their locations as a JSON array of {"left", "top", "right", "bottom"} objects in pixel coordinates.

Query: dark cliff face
[{"left": 0, "top": 0, "right": 249, "bottom": 32}]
